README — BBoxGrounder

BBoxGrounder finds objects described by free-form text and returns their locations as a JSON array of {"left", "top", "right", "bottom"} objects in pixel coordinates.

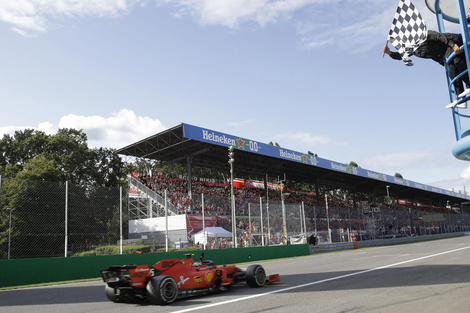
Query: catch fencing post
[
  {"left": 248, "top": 203, "right": 252, "bottom": 247},
  {"left": 165, "top": 190, "right": 169, "bottom": 252},
  {"left": 326, "top": 194, "right": 331, "bottom": 243},
  {"left": 202, "top": 193, "right": 205, "bottom": 250},
  {"left": 120, "top": 186, "right": 123, "bottom": 255},
  {"left": 260, "top": 197, "right": 264, "bottom": 246},
  {"left": 64, "top": 181, "right": 68, "bottom": 257}
]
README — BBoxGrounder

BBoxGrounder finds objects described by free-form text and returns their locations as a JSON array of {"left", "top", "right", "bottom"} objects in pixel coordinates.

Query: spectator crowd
[{"left": 133, "top": 172, "right": 470, "bottom": 247}]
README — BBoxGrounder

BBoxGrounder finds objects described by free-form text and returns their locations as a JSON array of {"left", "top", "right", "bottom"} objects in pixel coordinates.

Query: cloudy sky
[{"left": 1, "top": 0, "right": 470, "bottom": 193}]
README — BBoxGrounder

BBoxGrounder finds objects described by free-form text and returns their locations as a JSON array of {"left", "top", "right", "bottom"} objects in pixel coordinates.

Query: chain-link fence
[
  {"left": 219, "top": 199, "right": 470, "bottom": 247},
  {"left": 2, "top": 176, "right": 470, "bottom": 259},
  {"left": 126, "top": 179, "right": 470, "bottom": 250},
  {"left": 300, "top": 204, "right": 470, "bottom": 243},
  {"left": 0, "top": 178, "right": 125, "bottom": 259}
]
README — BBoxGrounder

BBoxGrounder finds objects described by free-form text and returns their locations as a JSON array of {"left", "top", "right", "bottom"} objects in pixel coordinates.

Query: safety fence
[
  {"left": 1, "top": 177, "right": 470, "bottom": 259},
  {"left": 0, "top": 178, "right": 125, "bottom": 259},
  {"left": 128, "top": 189, "right": 470, "bottom": 250}
]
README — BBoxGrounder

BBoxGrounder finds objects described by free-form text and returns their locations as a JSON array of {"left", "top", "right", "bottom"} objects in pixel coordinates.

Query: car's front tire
[{"left": 246, "top": 264, "right": 266, "bottom": 288}]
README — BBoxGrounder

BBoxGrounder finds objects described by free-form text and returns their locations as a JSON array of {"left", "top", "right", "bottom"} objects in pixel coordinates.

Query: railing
[
  {"left": 129, "top": 175, "right": 178, "bottom": 216},
  {"left": 434, "top": 0, "right": 470, "bottom": 159}
]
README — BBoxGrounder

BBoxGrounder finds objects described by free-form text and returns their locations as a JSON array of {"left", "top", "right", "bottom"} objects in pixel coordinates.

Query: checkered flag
[{"left": 387, "top": 0, "right": 427, "bottom": 66}]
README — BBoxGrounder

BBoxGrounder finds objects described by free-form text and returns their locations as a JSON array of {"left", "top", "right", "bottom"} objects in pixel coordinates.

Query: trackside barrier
[
  {"left": 0, "top": 244, "right": 309, "bottom": 288},
  {"left": 309, "top": 232, "right": 465, "bottom": 254}
]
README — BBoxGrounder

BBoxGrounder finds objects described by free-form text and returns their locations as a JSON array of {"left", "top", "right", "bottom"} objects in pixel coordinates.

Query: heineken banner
[{"left": 182, "top": 123, "right": 468, "bottom": 200}]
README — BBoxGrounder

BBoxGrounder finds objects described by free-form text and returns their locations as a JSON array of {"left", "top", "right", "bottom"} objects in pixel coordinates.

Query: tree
[
  {"left": 0, "top": 130, "right": 50, "bottom": 174},
  {"left": 43, "top": 128, "right": 92, "bottom": 186},
  {"left": 0, "top": 175, "right": 65, "bottom": 258},
  {"left": 125, "top": 158, "right": 158, "bottom": 175},
  {"left": 0, "top": 134, "right": 13, "bottom": 170},
  {"left": 16, "top": 155, "right": 64, "bottom": 182},
  {"left": 91, "top": 147, "right": 126, "bottom": 187},
  {"left": 349, "top": 161, "right": 359, "bottom": 168},
  {"left": 0, "top": 128, "right": 126, "bottom": 187},
  {"left": 394, "top": 173, "right": 403, "bottom": 178},
  {"left": 0, "top": 128, "right": 127, "bottom": 258}
]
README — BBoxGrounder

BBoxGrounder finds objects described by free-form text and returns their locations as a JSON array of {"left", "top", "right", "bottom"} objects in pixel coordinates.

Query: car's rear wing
[{"left": 100, "top": 264, "right": 137, "bottom": 282}]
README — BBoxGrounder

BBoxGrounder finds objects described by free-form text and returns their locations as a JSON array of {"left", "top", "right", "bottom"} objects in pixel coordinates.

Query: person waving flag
[{"left": 387, "top": 0, "right": 428, "bottom": 66}]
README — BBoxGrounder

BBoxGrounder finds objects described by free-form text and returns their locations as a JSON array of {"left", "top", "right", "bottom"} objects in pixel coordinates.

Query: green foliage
[
  {"left": 126, "top": 158, "right": 228, "bottom": 182},
  {"left": 73, "top": 250, "right": 96, "bottom": 257},
  {"left": 0, "top": 179, "right": 66, "bottom": 259},
  {"left": 43, "top": 128, "right": 91, "bottom": 185},
  {"left": 90, "top": 245, "right": 151, "bottom": 256},
  {"left": 0, "top": 128, "right": 126, "bottom": 187},
  {"left": 0, "top": 130, "right": 50, "bottom": 171},
  {"left": 125, "top": 158, "right": 157, "bottom": 174},
  {"left": 16, "top": 155, "right": 64, "bottom": 181},
  {"left": 92, "top": 147, "right": 127, "bottom": 187},
  {"left": 0, "top": 128, "right": 129, "bottom": 259},
  {"left": 71, "top": 245, "right": 198, "bottom": 257},
  {"left": 349, "top": 161, "right": 359, "bottom": 168},
  {"left": 1, "top": 164, "right": 21, "bottom": 177}
]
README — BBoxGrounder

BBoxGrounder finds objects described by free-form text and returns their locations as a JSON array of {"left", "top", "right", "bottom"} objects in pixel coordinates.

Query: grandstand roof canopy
[{"left": 117, "top": 123, "right": 469, "bottom": 207}]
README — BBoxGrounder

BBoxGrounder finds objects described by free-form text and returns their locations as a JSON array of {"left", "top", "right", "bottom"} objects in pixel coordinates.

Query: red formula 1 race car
[{"left": 101, "top": 253, "right": 279, "bottom": 305}]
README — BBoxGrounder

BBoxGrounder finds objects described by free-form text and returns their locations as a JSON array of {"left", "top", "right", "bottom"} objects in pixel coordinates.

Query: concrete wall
[{"left": 309, "top": 232, "right": 466, "bottom": 254}]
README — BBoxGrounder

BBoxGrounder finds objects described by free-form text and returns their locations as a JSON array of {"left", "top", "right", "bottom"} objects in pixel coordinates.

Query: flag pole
[{"left": 382, "top": 40, "right": 388, "bottom": 58}]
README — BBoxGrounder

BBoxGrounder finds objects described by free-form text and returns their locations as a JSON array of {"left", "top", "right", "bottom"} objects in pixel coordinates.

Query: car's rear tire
[
  {"left": 146, "top": 276, "right": 178, "bottom": 305},
  {"left": 105, "top": 284, "right": 122, "bottom": 302},
  {"left": 245, "top": 264, "right": 266, "bottom": 287}
]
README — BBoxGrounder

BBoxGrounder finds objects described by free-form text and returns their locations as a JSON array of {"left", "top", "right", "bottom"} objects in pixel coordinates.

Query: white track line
[{"left": 170, "top": 246, "right": 470, "bottom": 313}]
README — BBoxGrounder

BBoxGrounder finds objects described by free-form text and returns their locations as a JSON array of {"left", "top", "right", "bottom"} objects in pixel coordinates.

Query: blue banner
[{"left": 183, "top": 123, "right": 468, "bottom": 200}]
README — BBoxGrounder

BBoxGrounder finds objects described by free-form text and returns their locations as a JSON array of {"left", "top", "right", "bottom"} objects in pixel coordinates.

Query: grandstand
[
  {"left": 118, "top": 123, "right": 468, "bottom": 204},
  {"left": 116, "top": 123, "right": 470, "bottom": 247}
]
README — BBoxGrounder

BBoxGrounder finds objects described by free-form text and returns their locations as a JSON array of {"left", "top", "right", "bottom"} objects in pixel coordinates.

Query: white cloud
[
  {"left": 0, "top": 109, "right": 166, "bottom": 149},
  {"left": 1, "top": 0, "right": 349, "bottom": 35},
  {"left": 0, "top": 0, "right": 415, "bottom": 54},
  {"left": 296, "top": 2, "right": 398, "bottom": 51},
  {"left": 37, "top": 121, "right": 57, "bottom": 134},
  {"left": 58, "top": 109, "right": 166, "bottom": 148},
  {"left": 0, "top": 123, "right": 57, "bottom": 137},
  {"left": 452, "top": 165, "right": 470, "bottom": 193},
  {"left": 359, "top": 151, "right": 470, "bottom": 192},
  {"left": 158, "top": 0, "right": 317, "bottom": 28},
  {"left": 361, "top": 150, "right": 438, "bottom": 172},
  {"left": 273, "top": 131, "right": 341, "bottom": 148},
  {"left": 0, "top": 0, "right": 143, "bottom": 34},
  {"left": 157, "top": 0, "right": 414, "bottom": 51},
  {"left": 228, "top": 119, "right": 254, "bottom": 128},
  {"left": 429, "top": 169, "right": 470, "bottom": 194},
  {"left": 460, "top": 164, "right": 470, "bottom": 179}
]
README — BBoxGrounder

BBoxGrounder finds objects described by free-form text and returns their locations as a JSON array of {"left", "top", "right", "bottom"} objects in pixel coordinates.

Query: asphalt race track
[{"left": 1, "top": 236, "right": 469, "bottom": 313}]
